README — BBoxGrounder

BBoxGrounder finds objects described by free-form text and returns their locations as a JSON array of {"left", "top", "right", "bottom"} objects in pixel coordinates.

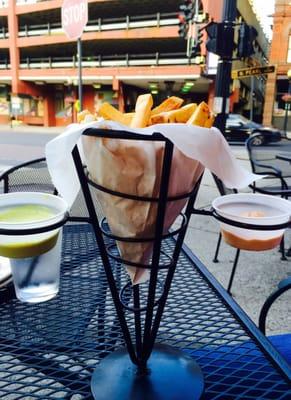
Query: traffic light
[
  {"left": 191, "top": 26, "right": 203, "bottom": 56},
  {"left": 179, "top": 0, "right": 193, "bottom": 22},
  {"left": 178, "top": 14, "right": 188, "bottom": 38},
  {"left": 178, "top": 0, "right": 193, "bottom": 39},
  {"left": 237, "top": 23, "right": 258, "bottom": 58},
  {"left": 205, "top": 22, "right": 234, "bottom": 58},
  {"left": 205, "top": 22, "right": 223, "bottom": 54}
]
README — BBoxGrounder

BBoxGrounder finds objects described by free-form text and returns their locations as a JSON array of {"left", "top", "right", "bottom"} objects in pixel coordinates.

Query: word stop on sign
[{"left": 62, "top": 0, "right": 88, "bottom": 40}]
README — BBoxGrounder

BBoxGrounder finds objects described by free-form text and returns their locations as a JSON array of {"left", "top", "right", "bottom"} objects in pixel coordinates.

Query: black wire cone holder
[
  {"left": 72, "top": 128, "right": 205, "bottom": 400},
  {"left": 212, "top": 209, "right": 291, "bottom": 230},
  {"left": 192, "top": 203, "right": 291, "bottom": 231},
  {"left": 0, "top": 214, "right": 69, "bottom": 236}
]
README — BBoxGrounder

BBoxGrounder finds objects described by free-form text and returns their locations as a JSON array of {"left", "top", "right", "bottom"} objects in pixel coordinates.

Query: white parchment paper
[{"left": 45, "top": 120, "right": 261, "bottom": 208}]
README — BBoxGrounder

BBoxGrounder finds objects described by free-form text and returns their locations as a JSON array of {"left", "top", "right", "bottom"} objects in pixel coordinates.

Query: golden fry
[
  {"left": 148, "top": 113, "right": 168, "bottom": 125},
  {"left": 151, "top": 96, "right": 184, "bottom": 116},
  {"left": 77, "top": 110, "right": 92, "bottom": 123},
  {"left": 122, "top": 112, "right": 135, "bottom": 126},
  {"left": 98, "top": 102, "right": 128, "bottom": 125},
  {"left": 187, "top": 101, "right": 210, "bottom": 127},
  {"left": 171, "top": 103, "right": 197, "bottom": 123},
  {"left": 130, "top": 94, "right": 153, "bottom": 128},
  {"left": 204, "top": 115, "right": 215, "bottom": 128},
  {"left": 149, "top": 103, "right": 197, "bottom": 125}
]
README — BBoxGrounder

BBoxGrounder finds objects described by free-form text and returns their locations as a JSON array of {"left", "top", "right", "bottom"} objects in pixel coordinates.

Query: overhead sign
[
  {"left": 232, "top": 65, "right": 276, "bottom": 79},
  {"left": 62, "top": 0, "right": 88, "bottom": 40}
]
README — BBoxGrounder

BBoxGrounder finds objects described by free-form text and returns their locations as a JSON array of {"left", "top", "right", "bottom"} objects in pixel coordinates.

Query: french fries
[
  {"left": 122, "top": 112, "right": 135, "bottom": 126},
  {"left": 149, "top": 103, "right": 197, "bottom": 125},
  {"left": 187, "top": 101, "right": 211, "bottom": 127},
  {"left": 204, "top": 115, "right": 216, "bottom": 128},
  {"left": 97, "top": 102, "right": 127, "bottom": 125},
  {"left": 77, "top": 109, "right": 95, "bottom": 123},
  {"left": 130, "top": 94, "right": 153, "bottom": 128},
  {"left": 78, "top": 95, "right": 215, "bottom": 128},
  {"left": 150, "top": 96, "right": 184, "bottom": 116}
]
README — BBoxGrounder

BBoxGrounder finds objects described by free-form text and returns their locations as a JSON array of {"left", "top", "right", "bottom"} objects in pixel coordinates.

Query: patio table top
[{"left": 0, "top": 223, "right": 290, "bottom": 399}]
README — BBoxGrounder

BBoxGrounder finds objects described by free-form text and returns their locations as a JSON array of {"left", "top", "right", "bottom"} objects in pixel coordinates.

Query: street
[
  {"left": 231, "top": 137, "right": 291, "bottom": 151},
  {"left": 1, "top": 128, "right": 291, "bottom": 171},
  {"left": 0, "top": 129, "right": 58, "bottom": 170}
]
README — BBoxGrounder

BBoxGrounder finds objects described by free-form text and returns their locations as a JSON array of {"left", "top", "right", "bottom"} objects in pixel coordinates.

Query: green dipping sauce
[
  {"left": 0, "top": 204, "right": 56, "bottom": 223},
  {"left": 0, "top": 204, "right": 59, "bottom": 258}
]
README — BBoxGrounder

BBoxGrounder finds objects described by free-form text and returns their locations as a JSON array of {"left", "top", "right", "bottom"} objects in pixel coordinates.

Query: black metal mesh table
[{"left": 0, "top": 223, "right": 290, "bottom": 399}]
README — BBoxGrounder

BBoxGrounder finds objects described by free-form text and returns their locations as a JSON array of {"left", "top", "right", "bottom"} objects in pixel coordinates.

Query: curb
[{"left": 0, "top": 124, "right": 63, "bottom": 135}]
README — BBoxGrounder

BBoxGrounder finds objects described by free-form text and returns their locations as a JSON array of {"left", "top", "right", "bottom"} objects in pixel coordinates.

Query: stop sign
[{"left": 62, "top": 0, "right": 88, "bottom": 40}]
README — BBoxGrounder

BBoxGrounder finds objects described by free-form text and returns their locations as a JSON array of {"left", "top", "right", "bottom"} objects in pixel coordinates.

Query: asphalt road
[
  {"left": 0, "top": 129, "right": 291, "bottom": 171},
  {"left": 231, "top": 138, "right": 291, "bottom": 151},
  {"left": 0, "top": 130, "right": 58, "bottom": 169}
]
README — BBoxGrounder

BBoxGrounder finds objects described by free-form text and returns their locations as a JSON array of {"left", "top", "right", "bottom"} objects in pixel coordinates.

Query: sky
[{"left": 252, "top": 0, "right": 275, "bottom": 40}]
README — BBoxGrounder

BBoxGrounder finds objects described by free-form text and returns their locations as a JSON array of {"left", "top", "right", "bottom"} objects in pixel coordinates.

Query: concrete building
[
  {"left": 0, "top": 0, "right": 269, "bottom": 127},
  {"left": 263, "top": 0, "right": 291, "bottom": 131}
]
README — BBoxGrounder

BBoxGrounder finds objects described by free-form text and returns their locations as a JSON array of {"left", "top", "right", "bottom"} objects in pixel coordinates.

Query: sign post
[
  {"left": 250, "top": 75, "right": 254, "bottom": 121},
  {"left": 212, "top": 0, "right": 237, "bottom": 133},
  {"left": 62, "top": 0, "right": 88, "bottom": 111},
  {"left": 77, "top": 37, "right": 83, "bottom": 110}
]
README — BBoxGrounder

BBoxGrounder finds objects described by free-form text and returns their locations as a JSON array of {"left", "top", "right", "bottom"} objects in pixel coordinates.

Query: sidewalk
[{"left": 0, "top": 123, "right": 63, "bottom": 135}]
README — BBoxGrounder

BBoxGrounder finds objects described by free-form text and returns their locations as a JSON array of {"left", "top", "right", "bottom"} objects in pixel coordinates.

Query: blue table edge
[{"left": 180, "top": 240, "right": 291, "bottom": 383}]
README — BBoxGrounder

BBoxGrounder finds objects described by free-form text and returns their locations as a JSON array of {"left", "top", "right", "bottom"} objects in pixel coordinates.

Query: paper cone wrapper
[
  {"left": 83, "top": 136, "right": 204, "bottom": 284},
  {"left": 45, "top": 120, "right": 264, "bottom": 285}
]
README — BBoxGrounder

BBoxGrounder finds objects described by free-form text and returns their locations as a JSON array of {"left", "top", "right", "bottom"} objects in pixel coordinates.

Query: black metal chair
[
  {"left": 0, "top": 157, "right": 56, "bottom": 194},
  {"left": 0, "top": 157, "right": 103, "bottom": 222},
  {"left": 246, "top": 133, "right": 291, "bottom": 192},
  {"left": 259, "top": 276, "right": 291, "bottom": 365},
  {"left": 246, "top": 134, "right": 291, "bottom": 260}
]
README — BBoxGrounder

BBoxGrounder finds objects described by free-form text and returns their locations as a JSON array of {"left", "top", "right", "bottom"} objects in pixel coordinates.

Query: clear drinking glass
[{"left": 0, "top": 192, "right": 68, "bottom": 303}]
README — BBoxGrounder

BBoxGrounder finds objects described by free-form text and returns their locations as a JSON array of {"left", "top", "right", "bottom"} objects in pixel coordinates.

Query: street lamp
[{"left": 283, "top": 69, "right": 291, "bottom": 136}]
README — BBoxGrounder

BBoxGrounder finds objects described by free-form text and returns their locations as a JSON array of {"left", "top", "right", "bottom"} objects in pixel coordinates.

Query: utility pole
[
  {"left": 250, "top": 75, "right": 254, "bottom": 121},
  {"left": 77, "top": 38, "right": 83, "bottom": 111},
  {"left": 213, "top": 0, "right": 237, "bottom": 134}
]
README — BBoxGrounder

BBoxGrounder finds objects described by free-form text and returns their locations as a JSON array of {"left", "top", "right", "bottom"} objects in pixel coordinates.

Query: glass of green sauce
[{"left": 0, "top": 192, "right": 68, "bottom": 303}]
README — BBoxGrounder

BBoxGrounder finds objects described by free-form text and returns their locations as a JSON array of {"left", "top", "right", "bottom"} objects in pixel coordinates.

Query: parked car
[{"left": 225, "top": 114, "right": 282, "bottom": 146}]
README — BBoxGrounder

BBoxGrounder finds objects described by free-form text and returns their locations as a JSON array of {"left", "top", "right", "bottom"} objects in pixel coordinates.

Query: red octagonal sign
[{"left": 62, "top": 0, "right": 88, "bottom": 40}]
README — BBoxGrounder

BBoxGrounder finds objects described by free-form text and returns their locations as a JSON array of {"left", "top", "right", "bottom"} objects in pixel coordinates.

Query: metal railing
[
  {"left": 0, "top": 59, "right": 9, "bottom": 69},
  {"left": 19, "top": 52, "right": 204, "bottom": 69},
  {"left": 16, "top": 0, "right": 45, "bottom": 4},
  {"left": 0, "top": 27, "right": 8, "bottom": 39},
  {"left": 18, "top": 13, "right": 178, "bottom": 38}
]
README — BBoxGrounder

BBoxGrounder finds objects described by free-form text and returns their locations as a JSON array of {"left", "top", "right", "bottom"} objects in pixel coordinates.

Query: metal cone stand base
[{"left": 91, "top": 344, "right": 204, "bottom": 400}]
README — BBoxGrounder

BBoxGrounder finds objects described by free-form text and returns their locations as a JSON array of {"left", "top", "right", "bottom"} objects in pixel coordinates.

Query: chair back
[
  {"left": 246, "top": 134, "right": 291, "bottom": 178},
  {"left": 0, "top": 158, "right": 55, "bottom": 194},
  {"left": 0, "top": 158, "right": 103, "bottom": 221},
  {"left": 212, "top": 174, "right": 237, "bottom": 196}
]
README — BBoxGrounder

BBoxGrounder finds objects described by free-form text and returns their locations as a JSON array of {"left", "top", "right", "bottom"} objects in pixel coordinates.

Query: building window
[
  {"left": 287, "top": 34, "right": 291, "bottom": 63},
  {"left": 273, "top": 79, "right": 289, "bottom": 116}
]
